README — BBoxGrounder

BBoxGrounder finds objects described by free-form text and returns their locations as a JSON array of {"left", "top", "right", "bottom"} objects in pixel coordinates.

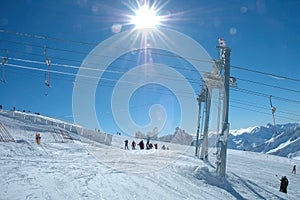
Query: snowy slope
[{"left": 1, "top": 112, "right": 300, "bottom": 200}]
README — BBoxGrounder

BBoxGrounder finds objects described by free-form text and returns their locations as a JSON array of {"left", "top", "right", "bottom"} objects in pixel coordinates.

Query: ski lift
[
  {"left": 269, "top": 95, "right": 277, "bottom": 134},
  {"left": 269, "top": 95, "right": 276, "bottom": 114},
  {"left": 44, "top": 47, "right": 51, "bottom": 96},
  {"left": 229, "top": 76, "right": 237, "bottom": 88},
  {"left": 1, "top": 50, "right": 8, "bottom": 83}
]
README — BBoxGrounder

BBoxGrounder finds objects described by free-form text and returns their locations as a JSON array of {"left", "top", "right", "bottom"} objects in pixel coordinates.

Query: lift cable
[
  {"left": 0, "top": 48, "right": 206, "bottom": 85},
  {"left": 1, "top": 30, "right": 300, "bottom": 83},
  {"left": 3, "top": 52, "right": 299, "bottom": 95},
  {"left": 3, "top": 55, "right": 300, "bottom": 107},
  {"left": 232, "top": 65, "right": 300, "bottom": 83},
  {"left": 4, "top": 63, "right": 200, "bottom": 98},
  {"left": 236, "top": 77, "right": 300, "bottom": 94},
  {"left": 3, "top": 62, "right": 300, "bottom": 122},
  {"left": 231, "top": 104, "right": 299, "bottom": 122},
  {"left": 232, "top": 88, "right": 300, "bottom": 105},
  {"left": 0, "top": 31, "right": 214, "bottom": 65}
]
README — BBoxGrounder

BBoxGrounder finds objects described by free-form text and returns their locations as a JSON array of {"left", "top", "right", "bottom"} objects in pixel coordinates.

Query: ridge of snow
[
  {"left": 230, "top": 126, "right": 258, "bottom": 136},
  {"left": 267, "top": 139, "right": 292, "bottom": 154}
]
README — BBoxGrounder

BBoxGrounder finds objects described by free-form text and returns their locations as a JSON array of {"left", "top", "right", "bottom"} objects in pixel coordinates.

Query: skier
[
  {"left": 35, "top": 132, "right": 41, "bottom": 144},
  {"left": 149, "top": 143, "right": 153, "bottom": 149},
  {"left": 146, "top": 137, "right": 150, "bottom": 149},
  {"left": 292, "top": 165, "right": 296, "bottom": 174},
  {"left": 124, "top": 139, "right": 129, "bottom": 150},
  {"left": 146, "top": 142, "right": 150, "bottom": 150},
  {"left": 131, "top": 140, "right": 136, "bottom": 150},
  {"left": 138, "top": 140, "right": 144, "bottom": 150},
  {"left": 279, "top": 176, "right": 288, "bottom": 193}
]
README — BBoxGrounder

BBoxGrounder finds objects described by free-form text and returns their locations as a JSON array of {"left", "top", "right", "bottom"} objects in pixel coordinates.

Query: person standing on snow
[
  {"left": 279, "top": 176, "right": 289, "bottom": 193},
  {"left": 131, "top": 140, "right": 136, "bottom": 150},
  {"left": 35, "top": 132, "right": 41, "bottom": 144},
  {"left": 138, "top": 140, "right": 144, "bottom": 150},
  {"left": 146, "top": 136, "right": 150, "bottom": 149},
  {"left": 292, "top": 165, "right": 296, "bottom": 174},
  {"left": 124, "top": 139, "right": 129, "bottom": 150}
]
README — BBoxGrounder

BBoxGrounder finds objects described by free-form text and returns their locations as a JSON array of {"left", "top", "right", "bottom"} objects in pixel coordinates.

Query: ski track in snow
[{"left": 1, "top": 113, "right": 300, "bottom": 200}]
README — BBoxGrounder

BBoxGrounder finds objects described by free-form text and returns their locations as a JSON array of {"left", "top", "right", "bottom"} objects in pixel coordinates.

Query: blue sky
[{"left": 1, "top": 0, "right": 300, "bottom": 136}]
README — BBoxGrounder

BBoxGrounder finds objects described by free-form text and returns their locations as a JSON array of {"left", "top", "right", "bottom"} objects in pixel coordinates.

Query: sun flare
[{"left": 130, "top": 4, "right": 161, "bottom": 29}]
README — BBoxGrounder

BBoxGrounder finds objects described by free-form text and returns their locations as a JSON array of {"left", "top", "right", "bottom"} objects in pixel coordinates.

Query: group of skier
[
  {"left": 124, "top": 138, "right": 161, "bottom": 150},
  {"left": 278, "top": 165, "right": 297, "bottom": 194}
]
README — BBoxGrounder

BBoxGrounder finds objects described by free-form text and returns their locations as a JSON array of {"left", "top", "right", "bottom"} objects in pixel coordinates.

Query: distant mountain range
[
  {"left": 139, "top": 123, "right": 300, "bottom": 158},
  {"left": 228, "top": 123, "right": 300, "bottom": 158}
]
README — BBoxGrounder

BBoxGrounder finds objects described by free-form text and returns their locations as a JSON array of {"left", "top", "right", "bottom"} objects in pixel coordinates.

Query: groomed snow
[{"left": 1, "top": 113, "right": 299, "bottom": 200}]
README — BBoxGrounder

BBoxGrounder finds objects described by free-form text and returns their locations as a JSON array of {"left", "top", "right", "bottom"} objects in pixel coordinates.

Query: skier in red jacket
[{"left": 131, "top": 140, "right": 136, "bottom": 150}]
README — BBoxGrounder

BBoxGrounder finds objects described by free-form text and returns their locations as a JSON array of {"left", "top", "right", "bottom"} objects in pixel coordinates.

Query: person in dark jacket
[
  {"left": 124, "top": 139, "right": 129, "bottom": 150},
  {"left": 279, "top": 176, "right": 288, "bottom": 193},
  {"left": 292, "top": 165, "right": 296, "bottom": 174},
  {"left": 138, "top": 140, "right": 144, "bottom": 150}
]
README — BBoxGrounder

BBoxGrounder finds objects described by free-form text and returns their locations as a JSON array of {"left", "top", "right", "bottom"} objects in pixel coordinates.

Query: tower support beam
[{"left": 217, "top": 46, "right": 231, "bottom": 177}]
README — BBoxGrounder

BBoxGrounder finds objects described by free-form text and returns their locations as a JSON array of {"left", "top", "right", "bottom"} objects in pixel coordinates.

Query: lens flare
[
  {"left": 130, "top": 4, "right": 162, "bottom": 29},
  {"left": 112, "top": 23, "right": 122, "bottom": 33}
]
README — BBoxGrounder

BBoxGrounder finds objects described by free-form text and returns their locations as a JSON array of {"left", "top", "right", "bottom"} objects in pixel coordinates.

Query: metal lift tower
[
  {"left": 216, "top": 44, "right": 231, "bottom": 177},
  {"left": 196, "top": 40, "right": 231, "bottom": 177}
]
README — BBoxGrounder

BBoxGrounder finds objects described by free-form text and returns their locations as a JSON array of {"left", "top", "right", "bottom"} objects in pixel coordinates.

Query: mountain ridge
[{"left": 228, "top": 123, "right": 300, "bottom": 158}]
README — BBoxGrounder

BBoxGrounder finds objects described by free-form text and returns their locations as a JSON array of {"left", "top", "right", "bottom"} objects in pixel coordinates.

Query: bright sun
[{"left": 130, "top": 4, "right": 161, "bottom": 29}]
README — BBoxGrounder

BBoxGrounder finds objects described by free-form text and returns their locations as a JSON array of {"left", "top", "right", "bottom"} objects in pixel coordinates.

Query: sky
[{"left": 0, "top": 0, "right": 300, "bottom": 136}]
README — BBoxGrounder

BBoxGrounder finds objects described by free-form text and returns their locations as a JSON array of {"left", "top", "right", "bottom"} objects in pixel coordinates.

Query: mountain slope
[
  {"left": 228, "top": 123, "right": 300, "bottom": 158},
  {"left": 1, "top": 111, "right": 300, "bottom": 199}
]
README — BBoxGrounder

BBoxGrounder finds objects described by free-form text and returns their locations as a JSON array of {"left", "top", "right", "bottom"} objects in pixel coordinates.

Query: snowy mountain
[
  {"left": 157, "top": 127, "right": 193, "bottom": 145},
  {"left": 1, "top": 110, "right": 300, "bottom": 199},
  {"left": 228, "top": 123, "right": 300, "bottom": 158}
]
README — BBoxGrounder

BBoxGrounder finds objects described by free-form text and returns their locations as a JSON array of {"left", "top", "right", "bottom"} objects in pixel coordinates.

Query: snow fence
[{"left": 0, "top": 110, "right": 112, "bottom": 145}]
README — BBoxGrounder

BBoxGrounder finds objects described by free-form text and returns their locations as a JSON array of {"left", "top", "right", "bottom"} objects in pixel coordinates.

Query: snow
[
  {"left": 1, "top": 112, "right": 300, "bottom": 199},
  {"left": 267, "top": 139, "right": 293, "bottom": 154},
  {"left": 230, "top": 126, "right": 257, "bottom": 136},
  {"left": 13, "top": 110, "right": 79, "bottom": 126},
  {"left": 228, "top": 123, "right": 300, "bottom": 158}
]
